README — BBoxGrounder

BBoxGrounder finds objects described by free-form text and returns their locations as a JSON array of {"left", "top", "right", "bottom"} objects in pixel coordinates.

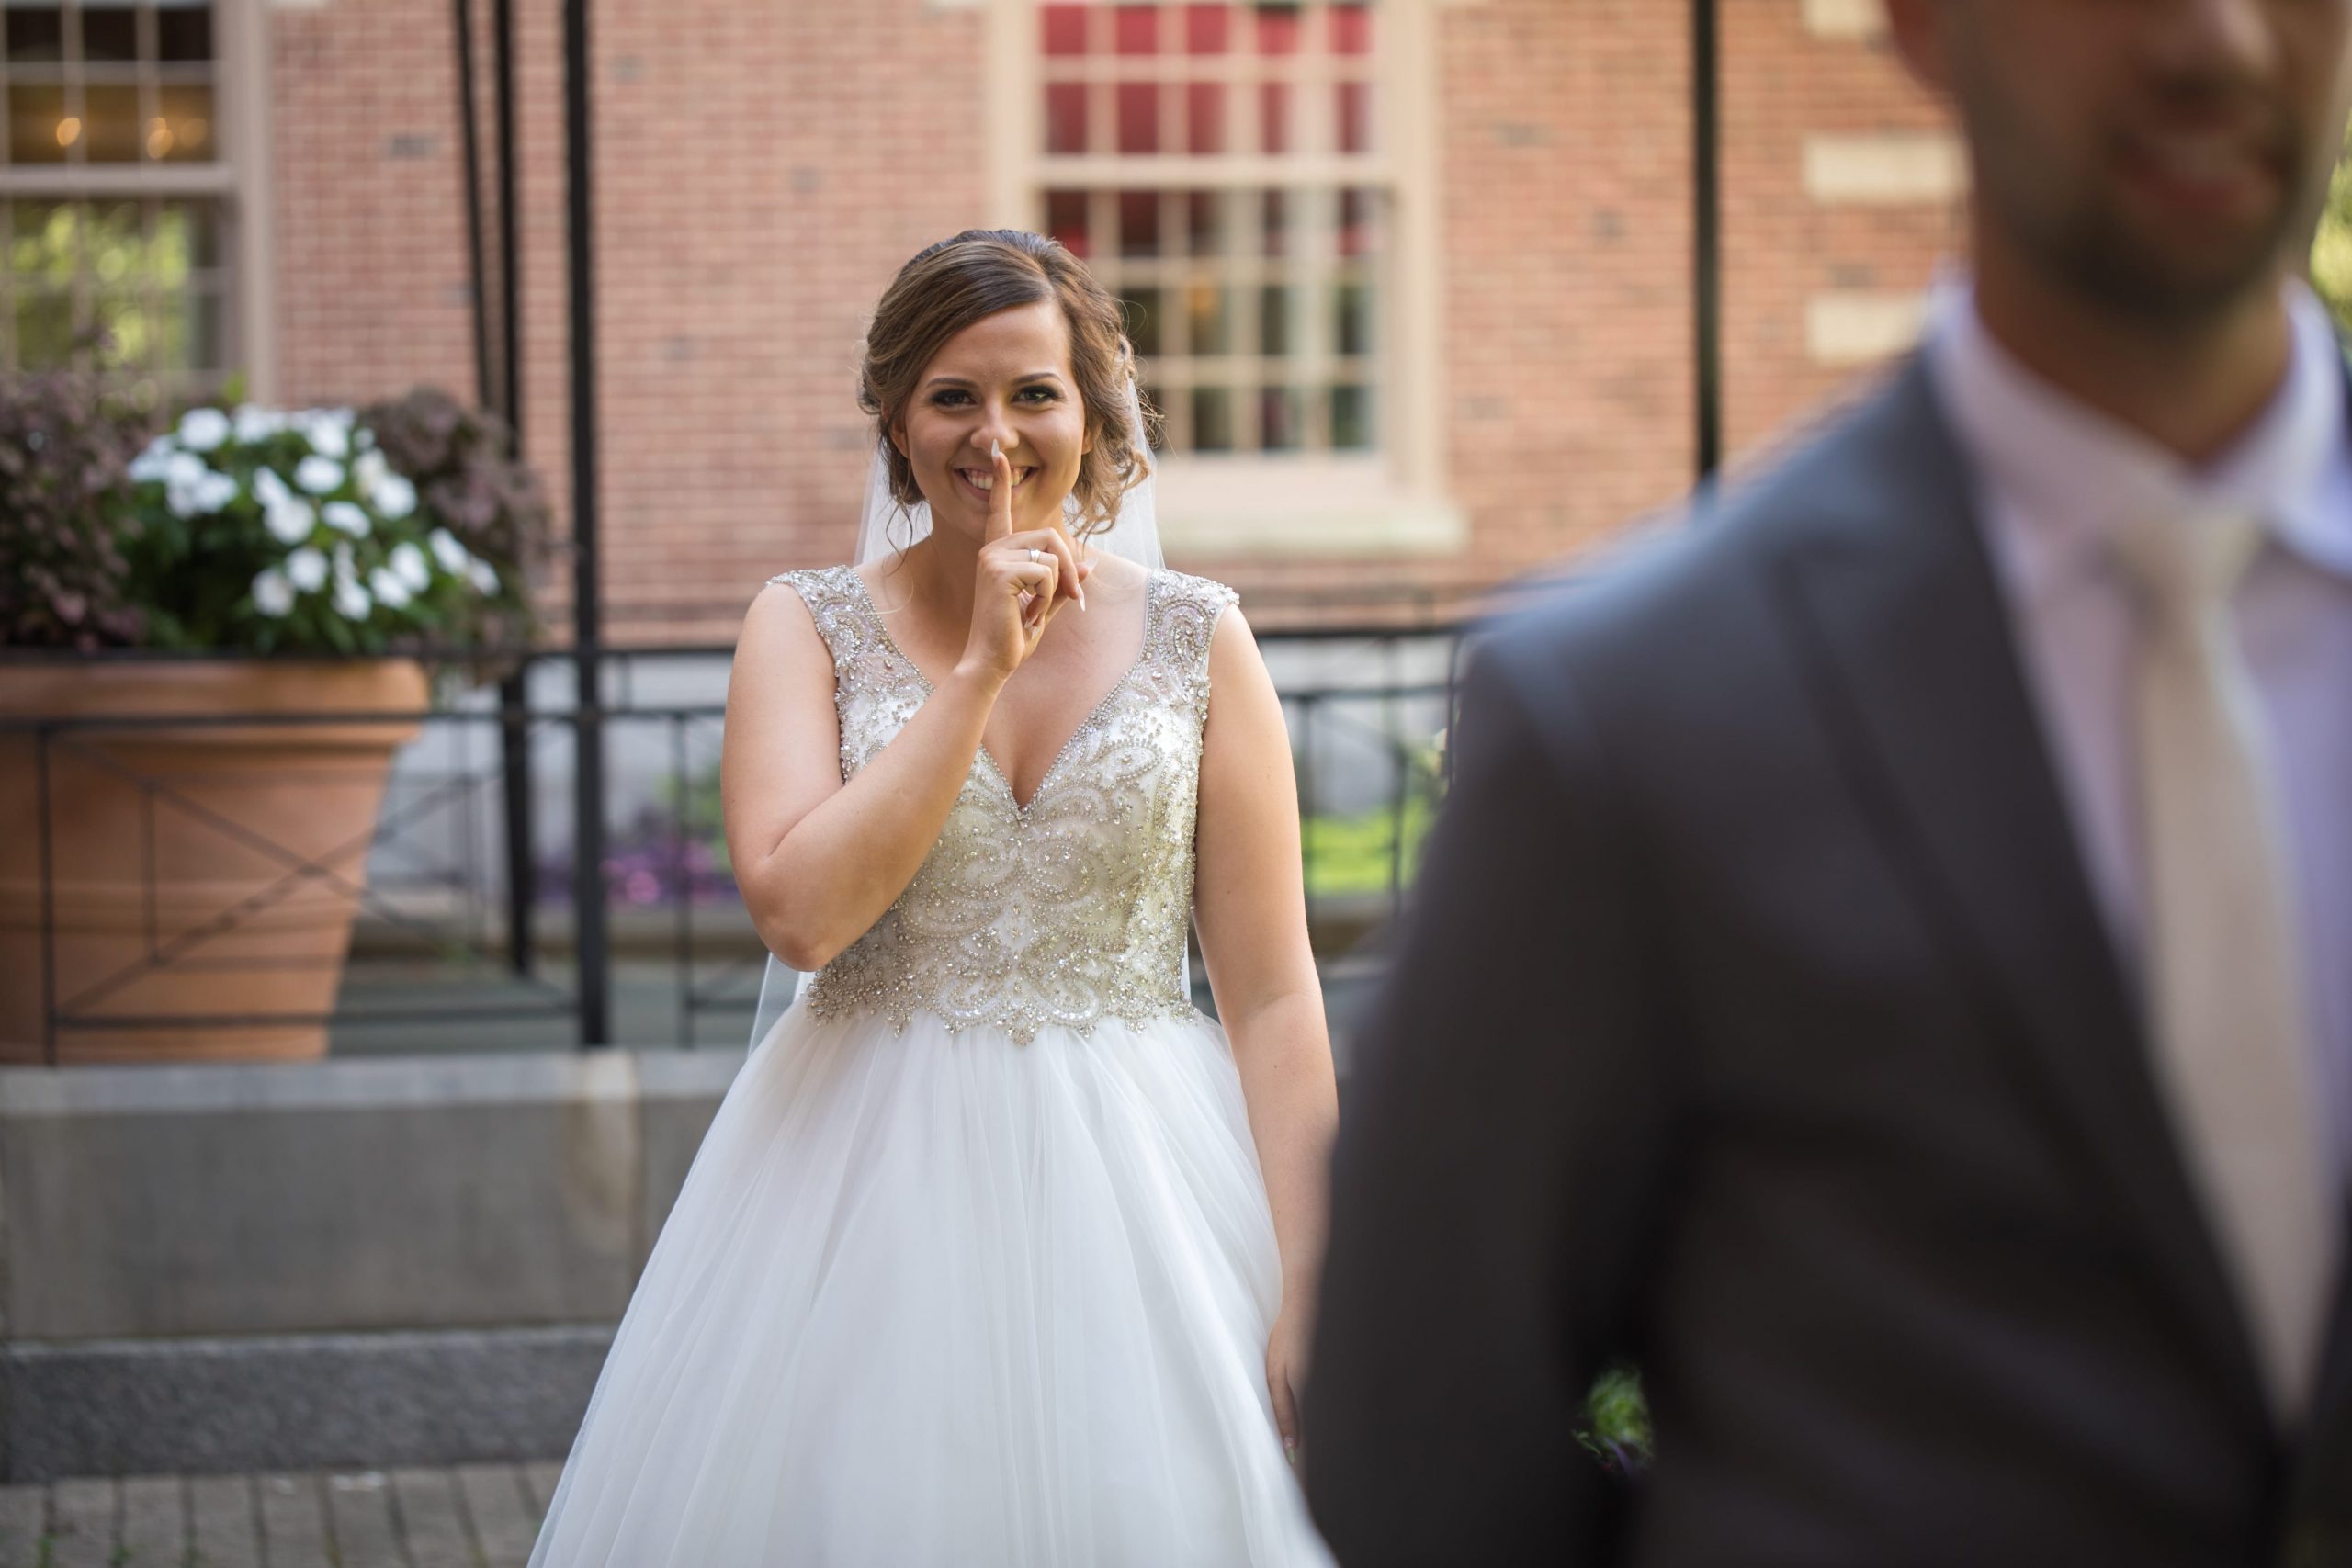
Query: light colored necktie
[{"left": 2115, "top": 503, "right": 2333, "bottom": 1423}]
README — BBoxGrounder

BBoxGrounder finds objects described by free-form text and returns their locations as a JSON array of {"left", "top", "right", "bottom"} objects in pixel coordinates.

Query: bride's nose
[{"left": 971, "top": 407, "right": 1020, "bottom": 459}]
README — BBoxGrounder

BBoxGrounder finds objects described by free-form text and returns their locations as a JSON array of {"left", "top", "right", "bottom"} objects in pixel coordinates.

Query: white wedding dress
[{"left": 527, "top": 564, "right": 1332, "bottom": 1567}]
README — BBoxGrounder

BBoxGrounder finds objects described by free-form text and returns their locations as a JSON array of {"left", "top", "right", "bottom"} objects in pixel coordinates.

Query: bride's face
[{"left": 893, "top": 299, "right": 1093, "bottom": 541}]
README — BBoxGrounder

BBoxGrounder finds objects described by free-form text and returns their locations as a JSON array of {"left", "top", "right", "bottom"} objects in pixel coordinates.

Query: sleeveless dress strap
[
  {"left": 766, "top": 565, "right": 873, "bottom": 671},
  {"left": 1149, "top": 571, "right": 1239, "bottom": 710}
]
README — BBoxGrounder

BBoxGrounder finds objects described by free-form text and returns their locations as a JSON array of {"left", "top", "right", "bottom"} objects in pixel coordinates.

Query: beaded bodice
[{"left": 770, "top": 564, "right": 1237, "bottom": 1045}]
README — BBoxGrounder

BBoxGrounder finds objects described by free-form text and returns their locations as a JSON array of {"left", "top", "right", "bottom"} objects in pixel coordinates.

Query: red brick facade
[{"left": 265, "top": 0, "right": 1956, "bottom": 640}]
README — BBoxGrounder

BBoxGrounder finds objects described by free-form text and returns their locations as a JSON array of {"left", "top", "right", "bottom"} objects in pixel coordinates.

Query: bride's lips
[{"left": 955, "top": 465, "right": 1037, "bottom": 502}]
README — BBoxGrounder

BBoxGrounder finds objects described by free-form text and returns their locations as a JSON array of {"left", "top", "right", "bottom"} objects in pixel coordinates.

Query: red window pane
[
  {"left": 1046, "top": 83, "right": 1089, "bottom": 155},
  {"left": 1331, "top": 2, "right": 1374, "bottom": 55},
  {"left": 1186, "top": 82, "right": 1227, "bottom": 155},
  {"left": 1046, "top": 190, "right": 1091, "bottom": 257},
  {"left": 1183, "top": 4, "right": 1230, "bottom": 54},
  {"left": 1042, "top": 4, "right": 1089, "bottom": 55},
  {"left": 1253, "top": 3, "right": 1301, "bottom": 55},
  {"left": 1337, "top": 81, "right": 1373, "bottom": 154},
  {"left": 1117, "top": 83, "right": 1161, "bottom": 154},
  {"left": 1114, "top": 5, "right": 1159, "bottom": 54},
  {"left": 1258, "top": 81, "right": 1290, "bottom": 154},
  {"left": 1119, "top": 190, "right": 1164, "bottom": 257}
]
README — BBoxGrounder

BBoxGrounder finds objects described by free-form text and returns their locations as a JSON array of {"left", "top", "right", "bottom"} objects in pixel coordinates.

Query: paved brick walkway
[{"left": 0, "top": 1462, "right": 563, "bottom": 1568}]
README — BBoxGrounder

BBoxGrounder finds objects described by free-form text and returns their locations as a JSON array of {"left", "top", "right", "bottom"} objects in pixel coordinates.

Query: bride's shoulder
[
  {"left": 745, "top": 564, "right": 866, "bottom": 660},
  {"left": 763, "top": 561, "right": 863, "bottom": 596},
  {"left": 1147, "top": 566, "right": 1240, "bottom": 617}
]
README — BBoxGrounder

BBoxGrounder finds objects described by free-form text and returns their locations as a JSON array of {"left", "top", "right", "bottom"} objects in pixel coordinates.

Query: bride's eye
[{"left": 930, "top": 389, "right": 974, "bottom": 409}]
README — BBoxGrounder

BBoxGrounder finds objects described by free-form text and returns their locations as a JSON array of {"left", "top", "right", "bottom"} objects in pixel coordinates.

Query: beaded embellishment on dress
[{"left": 768, "top": 564, "right": 1235, "bottom": 1045}]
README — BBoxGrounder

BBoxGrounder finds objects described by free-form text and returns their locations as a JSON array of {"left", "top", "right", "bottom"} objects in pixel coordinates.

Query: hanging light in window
[{"left": 55, "top": 115, "right": 82, "bottom": 148}]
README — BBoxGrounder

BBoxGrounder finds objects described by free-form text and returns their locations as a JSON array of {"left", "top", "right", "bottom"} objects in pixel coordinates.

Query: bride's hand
[
  {"left": 1267, "top": 1300, "right": 1310, "bottom": 1467},
  {"left": 958, "top": 439, "right": 1092, "bottom": 684}
]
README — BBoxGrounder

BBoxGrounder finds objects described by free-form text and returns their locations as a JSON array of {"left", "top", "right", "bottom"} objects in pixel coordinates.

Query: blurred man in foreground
[{"left": 1306, "top": 0, "right": 2352, "bottom": 1562}]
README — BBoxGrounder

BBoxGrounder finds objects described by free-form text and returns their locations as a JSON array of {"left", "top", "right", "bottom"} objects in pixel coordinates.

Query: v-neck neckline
[{"left": 847, "top": 566, "right": 1160, "bottom": 817}]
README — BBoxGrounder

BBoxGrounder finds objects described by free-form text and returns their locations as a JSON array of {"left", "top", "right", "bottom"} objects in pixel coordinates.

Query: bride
[{"left": 526, "top": 229, "right": 1339, "bottom": 1566}]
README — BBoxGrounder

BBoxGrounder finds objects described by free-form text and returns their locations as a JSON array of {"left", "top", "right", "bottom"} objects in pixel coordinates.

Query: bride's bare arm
[
  {"left": 1193, "top": 606, "right": 1341, "bottom": 1456},
  {"left": 721, "top": 583, "right": 1006, "bottom": 972}
]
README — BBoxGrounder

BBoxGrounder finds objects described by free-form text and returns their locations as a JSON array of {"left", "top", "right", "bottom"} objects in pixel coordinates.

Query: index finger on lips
[{"left": 986, "top": 438, "right": 1015, "bottom": 542}]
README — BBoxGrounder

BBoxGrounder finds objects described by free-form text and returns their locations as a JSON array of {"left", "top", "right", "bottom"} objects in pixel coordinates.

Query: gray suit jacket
[{"left": 1301, "top": 360, "right": 2352, "bottom": 1566}]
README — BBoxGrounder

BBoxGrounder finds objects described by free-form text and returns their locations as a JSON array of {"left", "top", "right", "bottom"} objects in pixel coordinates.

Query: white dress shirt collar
[{"left": 1925, "top": 275, "right": 2352, "bottom": 599}]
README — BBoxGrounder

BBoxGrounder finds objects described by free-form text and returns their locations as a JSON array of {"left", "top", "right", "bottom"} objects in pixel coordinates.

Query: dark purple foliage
[
  {"left": 0, "top": 369, "right": 154, "bottom": 649},
  {"left": 360, "top": 386, "right": 552, "bottom": 641}
]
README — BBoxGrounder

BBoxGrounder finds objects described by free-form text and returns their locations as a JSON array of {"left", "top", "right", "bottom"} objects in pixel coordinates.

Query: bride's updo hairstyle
[{"left": 860, "top": 228, "right": 1156, "bottom": 535}]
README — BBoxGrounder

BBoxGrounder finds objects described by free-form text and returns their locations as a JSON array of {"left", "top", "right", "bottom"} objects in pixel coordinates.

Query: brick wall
[{"left": 267, "top": 0, "right": 1956, "bottom": 641}]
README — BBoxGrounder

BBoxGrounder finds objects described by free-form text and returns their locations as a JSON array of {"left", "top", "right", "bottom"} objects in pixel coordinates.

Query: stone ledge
[
  {"left": 3, "top": 1325, "right": 613, "bottom": 1481},
  {"left": 1, "top": 1047, "right": 742, "bottom": 1341}
]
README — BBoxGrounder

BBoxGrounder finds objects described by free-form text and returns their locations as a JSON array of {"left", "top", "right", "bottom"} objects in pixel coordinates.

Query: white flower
[
  {"left": 254, "top": 468, "right": 292, "bottom": 511},
  {"left": 232, "top": 404, "right": 288, "bottom": 444},
  {"left": 190, "top": 469, "right": 239, "bottom": 514},
  {"left": 368, "top": 566, "right": 413, "bottom": 610},
  {"left": 297, "top": 408, "right": 353, "bottom": 459},
  {"left": 333, "top": 541, "right": 356, "bottom": 581},
  {"left": 177, "top": 407, "right": 232, "bottom": 452},
  {"left": 295, "top": 455, "right": 345, "bottom": 496},
  {"left": 372, "top": 471, "right": 418, "bottom": 521},
  {"left": 162, "top": 450, "right": 230, "bottom": 520},
  {"left": 354, "top": 449, "right": 389, "bottom": 493},
  {"left": 333, "top": 576, "right": 371, "bottom": 620},
  {"left": 322, "top": 501, "right": 372, "bottom": 538},
  {"left": 285, "top": 547, "right": 329, "bottom": 592},
  {"left": 468, "top": 558, "right": 503, "bottom": 595},
  {"left": 128, "top": 436, "right": 175, "bottom": 484},
  {"left": 251, "top": 569, "right": 294, "bottom": 617},
  {"left": 428, "top": 528, "right": 469, "bottom": 573},
  {"left": 390, "top": 541, "right": 432, "bottom": 592},
  {"left": 262, "top": 498, "right": 316, "bottom": 546}
]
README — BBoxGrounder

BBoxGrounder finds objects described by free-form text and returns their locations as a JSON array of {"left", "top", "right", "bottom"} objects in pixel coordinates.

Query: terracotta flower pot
[{"left": 0, "top": 659, "right": 429, "bottom": 1064}]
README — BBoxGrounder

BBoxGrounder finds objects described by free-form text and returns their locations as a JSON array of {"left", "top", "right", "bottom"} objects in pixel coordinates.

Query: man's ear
[{"left": 1882, "top": 0, "right": 1953, "bottom": 96}]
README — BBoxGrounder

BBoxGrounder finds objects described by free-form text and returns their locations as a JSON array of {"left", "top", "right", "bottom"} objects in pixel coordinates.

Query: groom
[{"left": 1305, "top": 0, "right": 2352, "bottom": 1562}]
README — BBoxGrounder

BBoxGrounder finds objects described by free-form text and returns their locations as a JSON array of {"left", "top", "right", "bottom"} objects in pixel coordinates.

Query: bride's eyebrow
[{"left": 921, "top": 372, "right": 1069, "bottom": 391}]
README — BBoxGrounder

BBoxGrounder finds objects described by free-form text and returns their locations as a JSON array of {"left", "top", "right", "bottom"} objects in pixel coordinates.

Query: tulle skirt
[{"left": 526, "top": 1000, "right": 1332, "bottom": 1567}]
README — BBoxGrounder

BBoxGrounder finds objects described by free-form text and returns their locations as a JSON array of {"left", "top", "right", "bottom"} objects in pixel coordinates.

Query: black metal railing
[{"left": 6, "top": 626, "right": 1462, "bottom": 1065}]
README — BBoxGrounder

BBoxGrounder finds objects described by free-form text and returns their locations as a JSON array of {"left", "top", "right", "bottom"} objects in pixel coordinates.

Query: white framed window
[
  {"left": 0, "top": 0, "right": 271, "bottom": 401},
  {"left": 987, "top": 0, "right": 1460, "bottom": 556}
]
